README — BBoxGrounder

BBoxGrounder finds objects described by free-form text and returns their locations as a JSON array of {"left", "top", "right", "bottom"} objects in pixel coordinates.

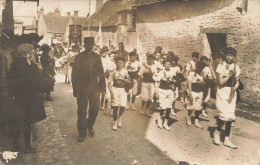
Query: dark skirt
[{"left": 13, "top": 92, "right": 46, "bottom": 131}]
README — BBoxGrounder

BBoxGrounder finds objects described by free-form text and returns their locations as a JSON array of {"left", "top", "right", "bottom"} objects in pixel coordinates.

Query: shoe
[
  {"left": 112, "top": 121, "right": 117, "bottom": 130},
  {"left": 145, "top": 108, "right": 152, "bottom": 117},
  {"left": 140, "top": 105, "right": 145, "bottom": 114},
  {"left": 125, "top": 102, "right": 130, "bottom": 110},
  {"left": 163, "top": 119, "right": 170, "bottom": 131},
  {"left": 88, "top": 127, "right": 95, "bottom": 136},
  {"left": 100, "top": 106, "right": 105, "bottom": 111},
  {"left": 213, "top": 131, "right": 221, "bottom": 145},
  {"left": 202, "top": 110, "right": 208, "bottom": 117},
  {"left": 186, "top": 116, "right": 191, "bottom": 126},
  {"left": 224, "top": 138, "right": 237, "bottom": 149},
  {"left": 118, "top": 116, "right": 122, "bottom": 128},
  {"left": 171, "top": 109, "right": 176, "bottom": 116},
  {"left": 157, "top": 116, "right": 163, "bottom": 129},
  {"left": 131, "top": 104, "right": 135, "bottom": 111},
  {"left": 77, "top": 136, "right": 86, "bottom": 142},
  {"left": 195, "top": 119, "right": 203, "bottom": 128}
]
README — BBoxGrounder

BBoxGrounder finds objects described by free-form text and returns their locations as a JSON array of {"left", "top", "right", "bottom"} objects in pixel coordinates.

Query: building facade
[{"left": 134, "top": 0, "right": 260, "bottom": 106}]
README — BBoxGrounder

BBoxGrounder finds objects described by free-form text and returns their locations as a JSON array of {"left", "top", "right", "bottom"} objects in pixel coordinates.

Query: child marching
[
  {"left": 213, "top": 47, "right": 240, "bottom": 149},
  {"left": 137, "top": 54, "right": 157, "bottom": 117},
  {"left": 125, "top": 51, "right": 141, "bottom": 110},
  {"left": 156, "top": 57, "right": 179, "bottom": 131},
  {"left": 186, "top": 60, "right": 210, "bottom": 128},
  {"left": 108, "top": 56, "right": 131, "bottom": 131},
  {"left": 200, "top": 56, "right": 215, "bottom": 117}
]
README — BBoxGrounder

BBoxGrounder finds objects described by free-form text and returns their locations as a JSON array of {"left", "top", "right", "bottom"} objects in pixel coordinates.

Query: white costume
[
  {"left": 187, "top": 71, "right": 205, "bottom": 111},
  {"left": 125, "top": 60, "right": 141, "bottom": 95},
  {"left": 216, "top": 62, "right": 240, "bottom": 121},
  {"left": 156, "top": 69, "right": 177, "bottom": 109},
  {"left": 138, "top": 63, "right": 157, "bottom": 101},
  {"left": 108, "top": 69, "right": 130, "bottom": 107}
]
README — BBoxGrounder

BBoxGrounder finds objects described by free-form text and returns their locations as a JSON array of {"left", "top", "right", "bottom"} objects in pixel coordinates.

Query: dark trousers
[{"left": 77, "top": 91, "right": 100, "bottom": 137}]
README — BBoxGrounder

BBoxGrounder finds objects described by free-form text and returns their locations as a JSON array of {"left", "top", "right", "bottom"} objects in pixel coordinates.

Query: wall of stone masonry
[{"left": 136, "top": 0, "right": 260, "bottom": 106}]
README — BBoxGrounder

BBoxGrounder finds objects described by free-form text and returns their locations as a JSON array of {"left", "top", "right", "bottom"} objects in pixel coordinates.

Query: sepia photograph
[{"left": 0, "top": 0, "right": 259, "bottom": 164}]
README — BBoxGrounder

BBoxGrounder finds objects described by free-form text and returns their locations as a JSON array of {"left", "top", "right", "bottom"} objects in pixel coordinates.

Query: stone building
[
  {"left": 134, "top": 0, "right": 260, "bottom": 106},
  {"left": 38, "top": 8, "right": 86, "bottom": 45},
  {"left": 83, "top": 0, "right": 136, "bottom": 51}
]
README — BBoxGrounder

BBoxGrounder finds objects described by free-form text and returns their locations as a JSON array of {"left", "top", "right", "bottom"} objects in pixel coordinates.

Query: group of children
[{"left": 97, "top": 46, "right": 240, "bottom": 149}]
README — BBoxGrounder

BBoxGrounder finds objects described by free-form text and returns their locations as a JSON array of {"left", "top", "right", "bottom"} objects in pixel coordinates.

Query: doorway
[{"left": 206, "top": 33, "right": 227, "bottom": 70}]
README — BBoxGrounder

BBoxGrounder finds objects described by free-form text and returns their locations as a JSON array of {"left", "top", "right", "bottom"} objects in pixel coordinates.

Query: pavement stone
[{"left": 31, "top": 101, "right": 73, "bottom": 165}]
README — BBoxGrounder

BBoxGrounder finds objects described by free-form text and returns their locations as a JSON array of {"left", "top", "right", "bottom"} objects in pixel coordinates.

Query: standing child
[
  {"left": 213, "top": 47, "right": 240, "bottom": 149},
  {"left": 200, "top": 56, "right": 215, "bottom": 117},
  {"left": 100, "top": 46, "right": 110, "bottom": 110},
  {"left": 153, "top": 52, "right": 164, "bottom": 110},
  {"left": 156, "top": 57, "right": 178, "bottom": 131},
  {"left": 108, "top": 56, "right": 131, "bottom": 130},
  {"left": 137, "top": 54, "right": 157, "bottom": 117},
  {"left": 186, "top": 60, "right": 210, "bottom": 128},
  {"left": 182, "top": 52, "right": 200, "bottom": 103},
  {"left": 125, "top": 51, "right": 141, "bottom": 110},
  {"left": 104, "top": 52, "right": 116, "bottom": 116}
]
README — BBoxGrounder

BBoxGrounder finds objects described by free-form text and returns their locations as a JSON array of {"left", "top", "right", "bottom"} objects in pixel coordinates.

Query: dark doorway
[
  {"left": 206, "top": 33, "right": 227, "bottom": 98},
  {"left": 206, "top": 33, "right": 227, "bottom": 70}
]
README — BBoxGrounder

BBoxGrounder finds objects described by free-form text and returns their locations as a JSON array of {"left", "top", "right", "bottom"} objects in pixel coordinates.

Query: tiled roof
[
  {"left": 43, "top": 16, "right": 86, "bottom": 33},
  {"left": 84, "top": 0, "right": 133, "bottom": 28},
  {"left": 43, "top": 15, "right": 69, "bottom": 33},
  {"left": 133, "top": 0, "right": 167, "bottom": 6}
]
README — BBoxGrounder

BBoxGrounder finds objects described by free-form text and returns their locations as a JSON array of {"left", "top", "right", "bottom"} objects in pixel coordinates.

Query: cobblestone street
[{"left": 23, "top": 75, "right": 260, "bottom": 165}]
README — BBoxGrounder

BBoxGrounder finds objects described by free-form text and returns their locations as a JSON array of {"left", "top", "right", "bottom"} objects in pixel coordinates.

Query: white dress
[{"left": 216, "top": 62, "right": 241, "bottom": 121}]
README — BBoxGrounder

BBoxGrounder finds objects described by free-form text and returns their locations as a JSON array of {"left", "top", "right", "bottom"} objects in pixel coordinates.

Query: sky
[{"left": 13, "top": 0, "right": 99, "bottom": 25}]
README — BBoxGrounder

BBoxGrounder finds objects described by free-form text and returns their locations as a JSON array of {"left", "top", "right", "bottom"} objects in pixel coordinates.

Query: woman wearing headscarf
[
  {"left": 40, "top": 44, "right": 55, "bottom": 101},
  {"left": 9, "top": 44, "right": 46, "bottom": 153}
]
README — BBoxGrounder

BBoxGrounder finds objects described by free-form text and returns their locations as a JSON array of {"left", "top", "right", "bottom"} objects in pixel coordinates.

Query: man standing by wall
[
  {"left": 115, "top": 42, "right": 128, "bottom": 63},
  {"left": 72, "top": 37, "right": 106, "bottom": 142}
]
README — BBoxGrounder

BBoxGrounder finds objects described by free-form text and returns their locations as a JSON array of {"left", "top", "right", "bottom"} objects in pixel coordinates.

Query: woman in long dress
[
  {"left": 9, "top": 44, "right": 46, "bottom": 153},
  {"left": 213, "top": 47, "right": 240, "bottom": 149}
]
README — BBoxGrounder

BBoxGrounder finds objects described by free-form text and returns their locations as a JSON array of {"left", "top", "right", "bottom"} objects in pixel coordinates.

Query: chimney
[
  {"left": 55, "top": 8, "right": 60, "bottom": 17},
  {"left": 38, "top": 7, "right": 44, "bottom": 18},
  {"left": 74, "top": 11, "right": 78, "bottom": 17},
  {"left": 39, "top": 7, "right": 44, "bottom": 15},
  {"left": 67, "top": 12, "right": 71, "bottom": 17},
  {"left": 96, "top": 0, "right": 103, "bottom": 12}
]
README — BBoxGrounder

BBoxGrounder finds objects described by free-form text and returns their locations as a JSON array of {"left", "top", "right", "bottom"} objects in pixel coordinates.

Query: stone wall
[{"left": 136, "top": 0, "right": 260, "bottom": 106}]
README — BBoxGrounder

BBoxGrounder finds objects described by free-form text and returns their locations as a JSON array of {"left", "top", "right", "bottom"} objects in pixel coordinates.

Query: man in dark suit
[{"left": 72, "top": 37, "right": 106, "bottom": 142}]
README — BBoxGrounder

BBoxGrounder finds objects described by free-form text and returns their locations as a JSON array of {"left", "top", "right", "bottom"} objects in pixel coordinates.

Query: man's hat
[
  {"left": 40, "top": 43, "right": 51, "bottom": 51},
  {"left": 27, "top": 33, "right": 43, "bottom": 43},
  {"left": 84, "top": 37, "right": 94, "bottom": 45},
  {"left": 1, "top": 29, "right": 14, "bottom": 41}
]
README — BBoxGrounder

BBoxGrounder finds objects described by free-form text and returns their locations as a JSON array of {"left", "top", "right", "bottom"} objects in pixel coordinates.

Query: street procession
[{"left": 0, "top": 0, "right": 259, "bottom": 164}]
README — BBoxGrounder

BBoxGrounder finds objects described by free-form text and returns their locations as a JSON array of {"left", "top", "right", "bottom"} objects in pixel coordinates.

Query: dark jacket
[
  {"left": 0, "top": 52, "right": 9, "bottom": 98},
  {"left": 9, "top": 58, "right": 46, "bottom": 124},
  {"left": 72, "top": 51, "right": 106, "bottom": 97}
]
